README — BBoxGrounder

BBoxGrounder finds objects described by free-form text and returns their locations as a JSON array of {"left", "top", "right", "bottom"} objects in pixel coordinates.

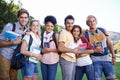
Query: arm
[
  {"left": 0, "top": 38, "right": 21, "bottom": 47},
  {"left": 0, "top": 40, "right": 14, "bottom": 47},
  {"left": 20, "top": 40, "right": 41, "bottom": 60},
  {"left": 58, "top": 41, "right": 79, "bottom": 54},
  {"left": 104, "top": 29, "right": 116, "bottom": 65},
  {"left": 106, "top": 36, "right": 116, "bottom": 65},
  {"left": 0, "top": 23, "right": 21, "bottom": 47},
  {"left": 76, "top": 49, "right": 94, "bottom": 58}
]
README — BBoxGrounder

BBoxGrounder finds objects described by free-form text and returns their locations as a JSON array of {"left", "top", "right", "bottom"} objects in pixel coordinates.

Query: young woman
[
  {"left": 40, "top": 15, "right": 59, "bottom": 80},
  {"left": 20, "top": 19, "right": 42, "bottom": 80},
  {"left": 71, "top": 25, "right": 95, "bottom": 80}
]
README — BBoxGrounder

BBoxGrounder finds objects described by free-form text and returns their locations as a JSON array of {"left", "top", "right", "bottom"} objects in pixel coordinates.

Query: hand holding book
[
  {"left": 4, "top": 31, "right": 20, "bottom": 41},
  {"left": 4, "top": 31, "right": 21, "bottom": 49}
]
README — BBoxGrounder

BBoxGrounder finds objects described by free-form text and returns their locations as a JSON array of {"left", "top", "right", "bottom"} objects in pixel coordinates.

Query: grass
[{"left": 18, "top": 52, "right": 120, "bottom": 80}]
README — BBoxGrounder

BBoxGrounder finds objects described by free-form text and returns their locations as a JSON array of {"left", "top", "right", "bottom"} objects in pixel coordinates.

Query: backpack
[
  {"left": 41, "top": 32, "right": 61, "bottom": 55},
  {"left": 85, "top": 27, "right": 108, "bottom": 41},
  {"left": 11, "top": 23, "right": 33, "bottom": 70},
  {"left": 84, "top": 27, "right": 109, "bottom": 56}
]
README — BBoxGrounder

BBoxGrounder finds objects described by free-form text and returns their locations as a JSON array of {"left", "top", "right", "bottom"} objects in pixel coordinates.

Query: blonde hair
[
  {"left": 28, "top": 19, "right": 41, "bottom": 38},
  {"left": 86, "top": 15, "right": 97, "bottom": 26}
]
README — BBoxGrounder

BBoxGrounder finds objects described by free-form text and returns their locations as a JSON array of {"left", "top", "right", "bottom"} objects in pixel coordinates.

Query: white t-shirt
[
  {"left": 76, "top": 39, "right": 92, "bottom": 66},
  {"left": 23, "top": 32, "right": 41, "bottom": 63},
  {"left": 66, "top": 38, "right": 92, "bottom": 66}
]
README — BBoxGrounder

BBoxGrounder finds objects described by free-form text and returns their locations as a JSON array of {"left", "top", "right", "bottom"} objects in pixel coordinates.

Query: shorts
[
  {"left": 0, "top": 54, "right": 17, "bottom": 78},
  {"left": 21, "top": 61, "right": 39, "bottom": 77},
  {"left": 93, "top": 61, "right": 116, "bottom": 80}
]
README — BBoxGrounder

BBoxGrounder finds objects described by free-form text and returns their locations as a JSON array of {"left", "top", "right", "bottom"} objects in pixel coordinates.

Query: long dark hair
[{"left": 71, "top": 25, "right": 82, "bottom": 42}]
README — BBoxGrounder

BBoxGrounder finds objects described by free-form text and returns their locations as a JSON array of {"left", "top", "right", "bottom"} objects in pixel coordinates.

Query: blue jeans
[
  {"left": 75, "top": 64, "right": 95, "bottom": 80},
  {"left": 21, "top": 61, "right": 39, "bottom": 77},
  {"left": 41, "top": 62, "right": 58, "bottom": 80},
  {"left": 93, "top": 61, "right": 116, "bottom": 80}
]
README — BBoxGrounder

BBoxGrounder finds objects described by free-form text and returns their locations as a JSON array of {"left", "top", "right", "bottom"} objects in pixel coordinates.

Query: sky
[{"left": 15, "top": 0, "right": 120, "bottom": 32}]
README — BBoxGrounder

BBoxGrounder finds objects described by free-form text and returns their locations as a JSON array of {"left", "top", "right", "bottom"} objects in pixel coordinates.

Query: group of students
[{"left": 0, "top": 8, "right": 116, "bottom": 80}]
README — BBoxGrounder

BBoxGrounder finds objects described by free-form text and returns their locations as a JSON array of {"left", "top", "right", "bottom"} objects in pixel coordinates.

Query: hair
[
  {"left": 64, "top": 15, "right": 74, "bottom": 24},
  {"left": 17, "top": 8, "right": 29, "bottom": 18},
  {"left": 71, "top": 25, "right": 82, "bottom": 42},
  {"left": 28, "top": 19, "right": 41, "bottom": 38},
  {"left": 44, "top": 15, "right": 57, "bottom": 26},
  {"left": 86, "top": 15, "right": 97, "bottom": 26}
]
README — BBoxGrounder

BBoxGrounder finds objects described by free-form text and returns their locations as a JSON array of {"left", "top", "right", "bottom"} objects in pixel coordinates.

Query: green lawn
[{"left": 18, "top": 52, "right": 120, "bottom": 80}]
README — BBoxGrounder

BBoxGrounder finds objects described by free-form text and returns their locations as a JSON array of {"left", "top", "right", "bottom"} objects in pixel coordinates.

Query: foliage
[
  {"left": 0, "top": 0, "right": 21, "bottom": 32},
  {"left": 113, "top": 42, "right": 120, "bottom": 52}
]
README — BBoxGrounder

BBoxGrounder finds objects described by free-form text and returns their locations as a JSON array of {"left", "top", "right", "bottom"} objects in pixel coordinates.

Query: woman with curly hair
[{"left": 40, "top": 15, "right": 59, "bottom": 80}]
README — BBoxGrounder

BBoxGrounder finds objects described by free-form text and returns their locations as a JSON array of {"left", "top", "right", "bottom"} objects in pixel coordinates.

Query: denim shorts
[
  {"left": 21, "top": 61, "right": 39, "bottom": 77},
  {"left": 93, "top": 61, "right": 116, "bottom": 80}
]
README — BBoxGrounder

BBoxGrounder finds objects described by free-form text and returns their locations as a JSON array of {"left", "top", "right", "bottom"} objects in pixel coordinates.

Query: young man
[
  {"left": 58, "top": 15, "right": 79, "bottom": 80},
  {"left": 85, "top": 15, "right": 116, "bottom": 80},
  {"left": 0, "top": 8, "right": 29, "bottom": 80}
]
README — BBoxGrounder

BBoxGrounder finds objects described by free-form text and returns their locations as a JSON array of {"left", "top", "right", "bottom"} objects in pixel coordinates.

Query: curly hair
[{"left": 44, "top": 15, "right": 57, "bottom": 25}]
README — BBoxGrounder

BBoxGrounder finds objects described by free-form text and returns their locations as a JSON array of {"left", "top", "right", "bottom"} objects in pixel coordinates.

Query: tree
[{"left": 0, "top": 0, "right": 21, "bottom": 32}]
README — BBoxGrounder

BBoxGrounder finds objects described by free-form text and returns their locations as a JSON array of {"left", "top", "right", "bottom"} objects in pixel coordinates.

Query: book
[
  {"left": 4, "top": 31, "right": 20, "bottom": 41},
  {"left": 4, "top": 31, "right": 20, "bottom": 49},
  {"left": 31, "top": 47, "right": 41, "bottom": 59},
  {"left": 43, "top": 42, "right": 50, "bottom": 48}
]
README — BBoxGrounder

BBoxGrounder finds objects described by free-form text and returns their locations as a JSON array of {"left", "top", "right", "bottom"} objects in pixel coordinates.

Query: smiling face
[
  {"left": 87, "top": 17, "right": 97, "bottom": 29},
  {"left": 86, "top": 15, "right": 97, "bottom": 30},
  {"left": 30, "top": 21, "right": 39, "bottom": 34},
  {"left": 18, "top": 13, "right": 29, "bottom": 27},
  {"left": 45, "top": 22, "right": 54, "bottom": 33},
  {"left": 65, "top": 19, "right": 74, "bottom": 32},
  {"left": 72, "top": 27, "right": 82, "bottom": 40}
]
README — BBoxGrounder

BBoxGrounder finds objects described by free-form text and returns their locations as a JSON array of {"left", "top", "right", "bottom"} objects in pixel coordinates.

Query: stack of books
[
  {"left": 4, "top": 31, "right": 20, "bottom": 49},
  {"left": 4, "top": 31, "right": 20, "bottom": 41}
]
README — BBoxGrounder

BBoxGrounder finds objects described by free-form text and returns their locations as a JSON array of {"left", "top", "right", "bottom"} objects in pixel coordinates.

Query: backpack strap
[
  {"left": 12, "top": 23, "right": 16, "bottom": 32},
  {"left": 28, "top": 35, "right": 33, "bottom": 51},
  {"left": 26, "top": 35, "right": 33, "bottom": 62},
  {"left": 84, "top": 31, "right": 89, "bottom": 41},
  {"left": 52, "top": 32, "right": 58, "bottom": 49},
  {"left": 97, "top": 27, "right": 108, "bottom": 36},
  {"left": 41, "top": 32, "right": 58, "bottom": 48}
]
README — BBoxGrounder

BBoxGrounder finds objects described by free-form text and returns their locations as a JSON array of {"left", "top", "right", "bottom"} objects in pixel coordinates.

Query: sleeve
[
  {"left": 0, "top": 23, "right": 13, "bottom": 40},
  {"left": 22, "top": 35, "right": 30, "bottom": 45},
  {"left": 59, "top": 30, "right": 66, "bottom": 42}
]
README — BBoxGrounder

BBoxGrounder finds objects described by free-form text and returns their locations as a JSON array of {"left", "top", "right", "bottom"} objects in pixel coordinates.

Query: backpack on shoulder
[
  {"left": 11, "top": 23, "right": 33, "bottom": 70},
  {"left": 84, "top": 27, "right": 108, "bottom": 41},
  {"left": 41, "top": 32, "right": 61, "bottom": 55}
]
